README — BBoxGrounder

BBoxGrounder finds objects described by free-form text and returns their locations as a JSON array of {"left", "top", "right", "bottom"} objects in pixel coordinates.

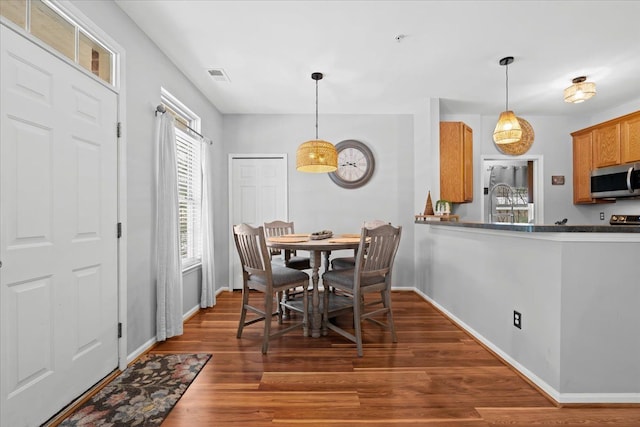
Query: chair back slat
[
  {"left": 357, "top": 224, "right": 402, "bottom": 278},
  {"left": 264, "top": 220, "right": 295, "bottom": 237},
  {"left": 263, "top": 220, "right": 296, "bottom": 256},
  {"left": 233, "top": 224, "right": 272, "bottom": 276}
]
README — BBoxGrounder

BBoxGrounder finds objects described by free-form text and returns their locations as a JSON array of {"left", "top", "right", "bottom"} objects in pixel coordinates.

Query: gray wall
[
  {"left": 223, "top": 114, "right": 416, "bottom": 288},
  {"left": 71, "top": 0, "right": 225, "bottom": 356},
  {"left": 560, "top": 241, "right": 640, "bottom": 394}
]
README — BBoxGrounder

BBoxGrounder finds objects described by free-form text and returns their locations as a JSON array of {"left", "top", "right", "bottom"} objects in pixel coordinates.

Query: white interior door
[
  {"left": 229, "top": 156, "right": 287, "bottom": 289},
  {"left": 1, "top": 26, "right": 119, "bottom": 427}
]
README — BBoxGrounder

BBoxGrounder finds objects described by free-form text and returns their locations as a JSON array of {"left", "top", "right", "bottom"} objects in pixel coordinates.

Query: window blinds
[{"left": 175, "top": 130, "right": 202, "bottom": 267}]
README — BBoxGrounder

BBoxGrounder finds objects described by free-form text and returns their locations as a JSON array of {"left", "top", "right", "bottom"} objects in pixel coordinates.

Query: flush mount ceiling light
[
  {"left": 564, "top": 76, "right": 596, "bottom": 103},
  {"left": 296, "top": 72, "right": 338, "bottom": 173},
  {"left": 493, "top": 56, "right": 522, "bottom": 145}
]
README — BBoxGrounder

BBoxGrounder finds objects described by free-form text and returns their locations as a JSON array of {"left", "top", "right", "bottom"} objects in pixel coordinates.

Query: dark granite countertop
[{"left": 415, "top": 220, "right": 640, "bottom": 233}]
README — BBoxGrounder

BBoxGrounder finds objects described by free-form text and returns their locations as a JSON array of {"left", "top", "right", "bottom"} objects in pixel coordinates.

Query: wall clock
[{"left": 328, "top": 139, "right": 375, "bottom": 189}]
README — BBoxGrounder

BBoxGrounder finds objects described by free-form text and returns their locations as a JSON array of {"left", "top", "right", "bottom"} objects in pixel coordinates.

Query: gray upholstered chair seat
[
  {"left": 284, "top": 256, "right": 311, "bottom": 270},
  {"left": 251, "top": 266, "right": 309, "bottom": 287},
  {"left": 322, "top": 269, "right": 385, "bottom": 289},
  {"left": 270, "top": 254, "right": 311, "bottom": 270},
  {"left": 330, "top": 256, "right": 355, "bottom": 270}
]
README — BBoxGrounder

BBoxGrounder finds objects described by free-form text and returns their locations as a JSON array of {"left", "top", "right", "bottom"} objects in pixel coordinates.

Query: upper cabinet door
[
  {"left": 621, "top": 114, "right": 640, "bottom": 163},
  {"left": 592, "top": 122, "right": 621, "bottom": 168},
  {"left": 440, "top": 122, "right": 473, "bottom": 203},
  {"left": 572, "top": 132, "right": 595, "bottom": 204}
]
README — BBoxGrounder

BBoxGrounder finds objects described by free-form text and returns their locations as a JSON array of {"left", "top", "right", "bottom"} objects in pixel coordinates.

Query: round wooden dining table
[{"left": 266, "top": 235, "right": 361, "bottom": 338}]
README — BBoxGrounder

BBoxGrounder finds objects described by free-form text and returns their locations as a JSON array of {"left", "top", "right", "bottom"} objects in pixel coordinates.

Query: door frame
[
  {"left": 227, "top": 154, "right": 288, "bottom": 291},
  {"left": 480, "top": 154, "right": 544, "bottom": 225}
]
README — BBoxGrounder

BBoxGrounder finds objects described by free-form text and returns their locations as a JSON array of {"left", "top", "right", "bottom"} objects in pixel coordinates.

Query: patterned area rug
[{"left": 59, "top": 353, "right": 211, "bottom": 427}]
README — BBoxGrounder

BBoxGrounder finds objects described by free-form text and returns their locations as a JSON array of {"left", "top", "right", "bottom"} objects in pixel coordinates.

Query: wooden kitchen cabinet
[
  {"left": 440, "top": 122, "right": 473, "bottom": 203},
  {"left": 572, "top": 131, "right": 595, "bottom": 204},
  {"left": 570, "top": 110, "right": 639, "bottom": 204}
]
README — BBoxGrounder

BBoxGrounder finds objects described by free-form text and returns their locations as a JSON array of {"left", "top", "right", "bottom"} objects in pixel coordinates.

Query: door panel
[
  {"left": 1, "top": 25, "right": 119, "bottom": 427},
  {"left": 229, "top": 157, "right": 287, "bottom": 289}
]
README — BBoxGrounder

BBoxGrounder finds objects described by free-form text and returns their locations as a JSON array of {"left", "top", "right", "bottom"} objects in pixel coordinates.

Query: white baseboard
[
  {"left": 184, "top": 304, "right": 199, "bottom": 320},
  {"left": 127, "top": 337, "right": 157, "bottom": 364},
  {"left": 390, "top": 286, "right": 415, "bottom": 291},
  {"left": 557, "top": 393, "right": 640, "bottom": 404},
  {"left": 125, "top": 287, "right": 231, "bottom": 365},
  {"left": 412, "top": 288, "right": 640, "bottom": 404}
]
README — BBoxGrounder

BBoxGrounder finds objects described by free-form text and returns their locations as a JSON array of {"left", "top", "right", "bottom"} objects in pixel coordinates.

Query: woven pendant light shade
[
  {"left": 296, "top": 72, "right": 338, "bottom": 173},
  {"left": 493, "top": 110, "right": 522, "bottom": 144},
  {"left": 564, "top": 77, "right": 596, "bottom": 103},
  {"left": 496, "top": 117, "right": 534, "bottom": 155},
  {"left": 296, "top": 139, "right": 337, "bottom": 172}
]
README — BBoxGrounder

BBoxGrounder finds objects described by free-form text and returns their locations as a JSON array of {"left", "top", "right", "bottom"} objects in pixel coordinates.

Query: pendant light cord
[
  {"left": 505, "top": 63, "right": 509, "bottom": 111},
  {"left": 315, "top": 78, "right": 319, "bottom": 140}
]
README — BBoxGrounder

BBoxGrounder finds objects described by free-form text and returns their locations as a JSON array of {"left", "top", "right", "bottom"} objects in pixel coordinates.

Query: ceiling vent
[{"left": 207, "top": 68, "right": 230, "bottom": 82}]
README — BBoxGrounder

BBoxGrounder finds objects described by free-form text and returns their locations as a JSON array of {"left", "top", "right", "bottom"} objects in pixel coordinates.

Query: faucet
[{"left": 488, "top": 183, "right": 515, "bottom": 223}]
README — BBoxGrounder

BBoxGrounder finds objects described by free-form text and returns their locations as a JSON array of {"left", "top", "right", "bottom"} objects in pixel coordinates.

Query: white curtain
[
  {"left": 200, "top": 142, "right": 216, "bottom": 308},
  {"left": 155, "top": 113, "right": 183, "bottom": 341}
]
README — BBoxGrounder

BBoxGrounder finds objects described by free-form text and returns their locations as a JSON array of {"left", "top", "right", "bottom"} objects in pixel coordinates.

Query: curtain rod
[{"left": 155, "top": 105, "right": 212, "bottom": 145}]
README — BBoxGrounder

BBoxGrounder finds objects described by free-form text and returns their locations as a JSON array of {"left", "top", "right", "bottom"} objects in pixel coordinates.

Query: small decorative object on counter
[
  {"left": 435, "top": 200, "right": 451, "bottom": 216},
  {"left": 424, "top": 191, "right": 434, "bottom": 215},
  {"left": 415, "top": 196, "right": 458, "bottom": 222}
]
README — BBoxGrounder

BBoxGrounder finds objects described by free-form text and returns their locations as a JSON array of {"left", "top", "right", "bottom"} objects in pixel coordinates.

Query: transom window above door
[{"left": 0, "top": 0, "right": 115, "bottom": 85}]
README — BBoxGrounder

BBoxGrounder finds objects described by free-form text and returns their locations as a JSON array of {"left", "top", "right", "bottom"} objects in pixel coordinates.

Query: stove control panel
[{"left": 610, "top": 214, "right": 640, "bottom": 225}]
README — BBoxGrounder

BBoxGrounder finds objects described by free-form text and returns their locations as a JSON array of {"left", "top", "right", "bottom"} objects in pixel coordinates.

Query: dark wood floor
[{"left": 152, "top": 290, "right": 640, "bottom": 426}]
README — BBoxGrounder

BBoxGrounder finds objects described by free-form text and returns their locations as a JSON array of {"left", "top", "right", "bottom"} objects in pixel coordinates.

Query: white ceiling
[{"left": 115, "top": 0, "right": 640, "bottom": 117}]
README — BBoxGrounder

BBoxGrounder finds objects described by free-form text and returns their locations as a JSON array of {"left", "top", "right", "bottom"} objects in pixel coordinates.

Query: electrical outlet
[
  {"left": 513, "top": 310, "right": 522, "bottom": 329},
  {"left": 600, "top": 212, "right": 605, "bottom": 221}
]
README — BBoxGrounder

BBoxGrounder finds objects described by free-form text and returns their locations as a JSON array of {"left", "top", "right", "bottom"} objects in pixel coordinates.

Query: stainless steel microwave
[{"left": 591, "top": 162, "right": 640, "bottom": 198}]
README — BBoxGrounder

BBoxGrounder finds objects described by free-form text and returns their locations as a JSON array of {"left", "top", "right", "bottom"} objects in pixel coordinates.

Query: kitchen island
[{"left": 414, "top": 220, "right": 640, "bottom": 404}]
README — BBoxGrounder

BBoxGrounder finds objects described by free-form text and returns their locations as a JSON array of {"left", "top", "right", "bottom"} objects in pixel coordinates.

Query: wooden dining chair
[
  {"left": 263, "top": 220, "right": 311, "bottom": 270},
  {"left": 322, "top": 223, "right": 402, "bottom": 357},
  {"left": 233, "top": 223, "right": 309, "bottom": 353},
  {"left": 263, "top": 220, "right": 312, "bottom": 317},
  {"left": 330, "top": 220, "right": 389, "bottom": 270}
]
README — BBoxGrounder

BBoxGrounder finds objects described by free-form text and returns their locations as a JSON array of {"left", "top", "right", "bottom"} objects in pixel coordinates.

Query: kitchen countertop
[{"left": 415, "top": 220, "right": 640, "bottom": 233}]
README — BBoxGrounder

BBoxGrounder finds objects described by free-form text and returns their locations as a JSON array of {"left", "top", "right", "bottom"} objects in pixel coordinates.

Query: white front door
[
  {"left": 1, "top": 26, "right": 119, "bottom": 427},
  {"left": 229, "top": 156, "right": 288, "bottom": 289}
]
